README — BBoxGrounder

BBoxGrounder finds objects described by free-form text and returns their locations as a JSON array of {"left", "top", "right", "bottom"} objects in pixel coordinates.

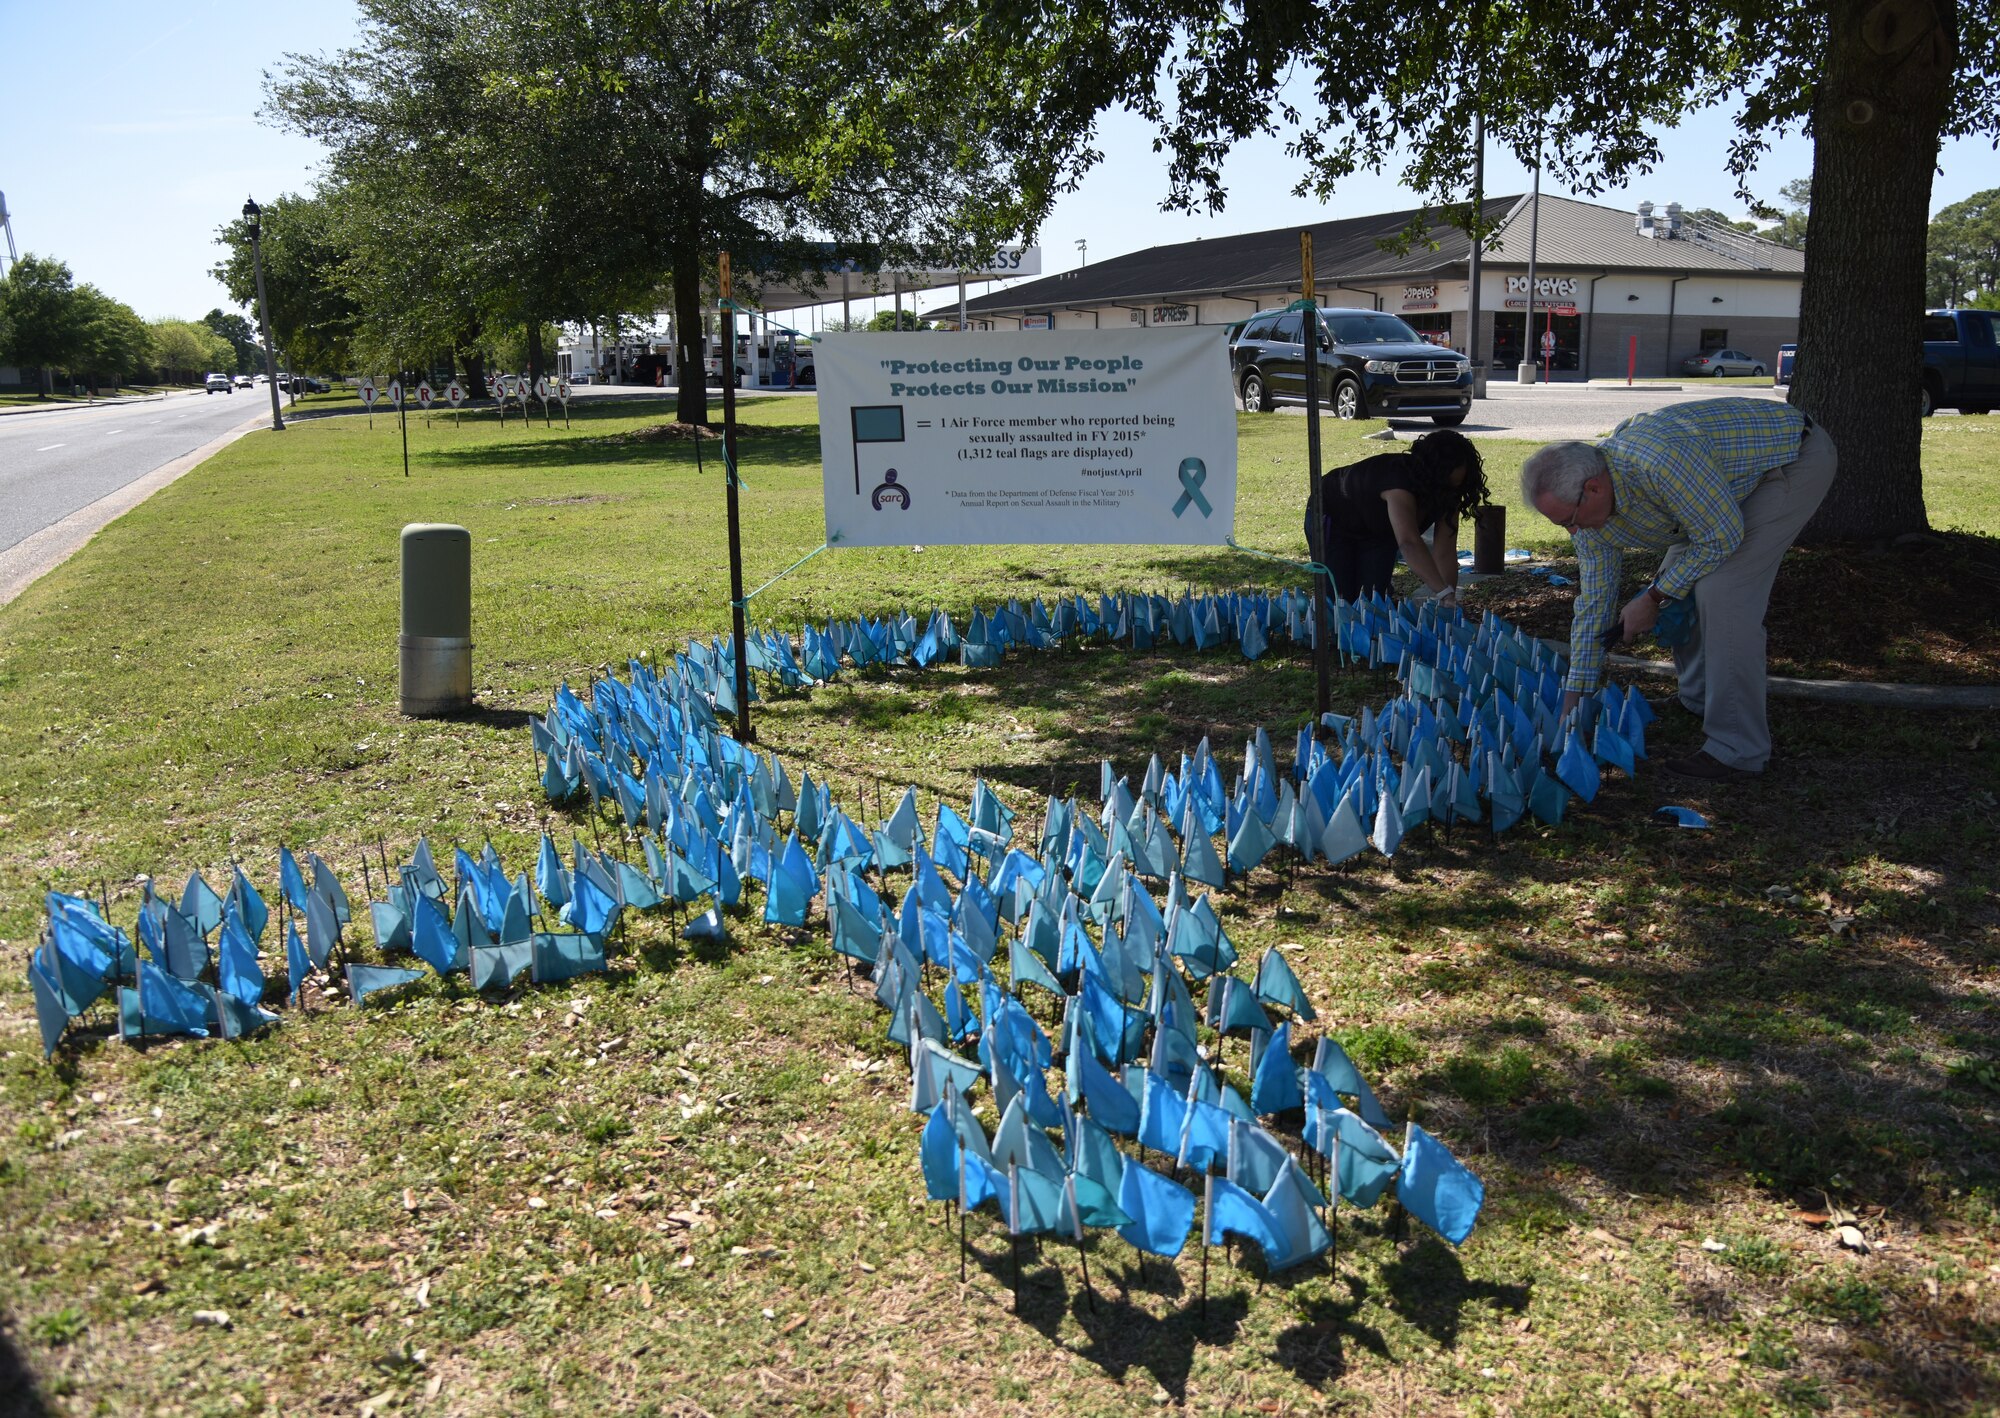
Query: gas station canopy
[{"left": 730, "top": 246, "right": 1041, "bottom": 314}]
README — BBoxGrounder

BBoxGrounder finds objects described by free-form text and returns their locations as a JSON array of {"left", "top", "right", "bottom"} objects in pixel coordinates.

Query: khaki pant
[{"left": 1656, "top": 424, "right": 1838, "bottom": 772}]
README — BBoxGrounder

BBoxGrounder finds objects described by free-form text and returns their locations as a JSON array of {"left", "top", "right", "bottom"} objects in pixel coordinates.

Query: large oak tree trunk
[
  {"left": 673, "top": 246, "right": 710, "bottom": 426},
  {"left": 457, "top": 345, "right": 487, "bottom": 403},
  {"left": 1794, "top": 0, "right": 1957, "bottom": 542}
]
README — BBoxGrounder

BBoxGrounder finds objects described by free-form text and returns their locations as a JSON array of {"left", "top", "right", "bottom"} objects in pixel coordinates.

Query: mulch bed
[{"left": 1462, "top": 530, "right": 2000, "bottom": 685}]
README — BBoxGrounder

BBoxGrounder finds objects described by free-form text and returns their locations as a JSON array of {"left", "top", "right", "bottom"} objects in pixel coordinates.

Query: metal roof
[
  {"left": 937, "top": 193, "right": 1802, "bottom": 320},
  {"left": 1482, "top": 194, "right": 1805, "bottom": 276}
]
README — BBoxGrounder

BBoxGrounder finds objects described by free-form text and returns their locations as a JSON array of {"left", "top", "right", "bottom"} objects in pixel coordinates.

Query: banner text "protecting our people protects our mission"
[{"left": 878, "top": 353, "right": 1144, "bottom": 398}]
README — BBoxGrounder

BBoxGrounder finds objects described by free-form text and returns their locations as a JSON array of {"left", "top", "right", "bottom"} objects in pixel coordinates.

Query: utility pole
[
  {"left": 242, "top": 197, "right": 285, "bottom": 432},
  {"left": 1516, "top": 153, "right": 1541, "bottom": 385},
  {"left": 1467, "top": 114, "right": 1485, "bottom": 394}
]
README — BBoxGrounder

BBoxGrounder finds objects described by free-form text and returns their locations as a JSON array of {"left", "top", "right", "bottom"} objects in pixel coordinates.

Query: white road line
[{"left": 37, "top": 443, "right": 66, "bottom": 451}]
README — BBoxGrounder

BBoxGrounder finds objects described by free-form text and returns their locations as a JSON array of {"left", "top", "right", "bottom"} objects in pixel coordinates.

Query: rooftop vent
[
  {"left": 1636, "top": 201, "right": 1656, "bottom": 238},
  {"left": 1664, "top": 202, "right": 1684, "bottom": 238}
]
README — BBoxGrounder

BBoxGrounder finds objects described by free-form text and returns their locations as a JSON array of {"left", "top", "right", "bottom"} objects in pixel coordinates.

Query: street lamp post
[{"left": 243, "top": 197, "right": 285, "bottom": 432}]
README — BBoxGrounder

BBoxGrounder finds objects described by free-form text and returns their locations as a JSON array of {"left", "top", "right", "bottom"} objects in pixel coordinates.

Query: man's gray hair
[{"left": 1520, "top": 441, "right": 1608, "bottom": 507}]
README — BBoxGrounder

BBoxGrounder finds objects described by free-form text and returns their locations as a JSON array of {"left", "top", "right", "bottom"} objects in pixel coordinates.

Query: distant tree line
[
  {"left": 1926, "top": 187, "right": 2000, "bottom": 309},
  {"left": 0, "top": 253, "right": 267, "bottom": 397}
]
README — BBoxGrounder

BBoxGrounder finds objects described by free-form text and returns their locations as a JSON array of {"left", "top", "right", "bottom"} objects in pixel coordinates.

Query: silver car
[{"left": 1681, "top": 348, "right": 1767, "bottom": 377}]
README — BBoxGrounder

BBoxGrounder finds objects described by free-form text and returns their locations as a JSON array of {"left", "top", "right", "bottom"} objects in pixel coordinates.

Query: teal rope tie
[
  {"left": 733, "top": 537, "right": 839, "bottom": 608},
  {"left": 691, "top": 430, "right": 750, "bottom": 488},
  {"left": 1224, "top": 535, "right": 1333, "bottom": 580}
]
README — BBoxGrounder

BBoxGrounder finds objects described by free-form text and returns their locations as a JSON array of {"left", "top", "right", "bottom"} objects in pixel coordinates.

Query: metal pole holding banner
[
  {"left": 720, "top": 252, "right": 754, "bottom": 744},
  {"left": 392, "top": 379, "right": 410, "bottom": 478},
  {"left": 1300, "top": 232, "right": 1332, "bottom": 730}
]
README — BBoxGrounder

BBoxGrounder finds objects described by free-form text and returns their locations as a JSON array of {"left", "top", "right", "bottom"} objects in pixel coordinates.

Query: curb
[
  {"left": 0, "top": 391, "right": 186, "bottom": 418},
  {"left": 0, "top": 411, "right": 269, "bottom": 608}
]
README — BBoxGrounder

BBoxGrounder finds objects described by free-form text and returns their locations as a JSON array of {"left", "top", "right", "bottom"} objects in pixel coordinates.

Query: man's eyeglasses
[{"left": 1554, "top": 486, "right": 1587, "bottom": 532}]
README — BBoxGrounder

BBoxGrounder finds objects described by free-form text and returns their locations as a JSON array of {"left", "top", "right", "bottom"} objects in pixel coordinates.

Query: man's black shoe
[{"left": 1663, "top": 749, "right": 1759, "bottom": 783}]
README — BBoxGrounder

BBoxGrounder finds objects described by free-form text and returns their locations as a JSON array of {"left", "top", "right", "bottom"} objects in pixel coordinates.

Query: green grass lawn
[
  {"left": 0, "top": 385, "right": 179, "bottom": 408},
  {"left": 1, "top": 397, "right": 1996, "bottom": 1416}
]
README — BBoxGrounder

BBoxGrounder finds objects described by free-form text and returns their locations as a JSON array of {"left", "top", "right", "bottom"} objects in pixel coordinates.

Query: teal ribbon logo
[{"left": 1173, "top": 457, "right": 1212, "bottom": 518}]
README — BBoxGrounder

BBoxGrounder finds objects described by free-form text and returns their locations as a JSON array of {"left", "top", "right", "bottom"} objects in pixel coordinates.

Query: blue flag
[
  {"left": 1309, "top": 1035, "right": 1391, "bottom": 1131},
  {"left": 286, "top": 922, "right": 310, "bottom": 1005},
  {"left": 138, "top": 959, "right": 212, "bottom": 1038},
  {"left": 230, "top": 864, "right": 269, "bottom": 942},
  {"left": 1226, "top": 1119, "right": 1293, "bottom": 1196},
  {"left": 1397, "top": 1123, "right": 1484, "bottom": 1245},
  {"left": 568, "top": 868, "right": 620, "bottom": 937},
  {"left": 29, "top": 955, "right": 70, "bottom": 1057},
  {"left": 1136, "top": 1069, "right": 1189, "bottom": 1158},
  {"left": 217, "top": 902, "right": 266, "bottom": 1008},
  {"left": 470, "top": 941, "right": 533, "bottom": 991},
  {"left": 920, "top": 1098, "right": 964, "bottom": 1203},
  {"left": 1556, "top": 729, "right": 1601, "bottom": 804},
  {"left": 1116, "top": 1160, "right": 1197, "bottom": 1258},
  {"left": 531, "top": 932, "right": 607, "bottom": 983},
  {"left": 1253, "top": 948, "right": 1317, "bottom": 1022},
  {"left": 346, "top": 962, "right": 426, "bottom": 1007},
  {"left": 412, "top": 893, "right": 461, "bottom": 976},
  {"left": 1070, "top": 1031, "right": 1139, "bottom": 1136},
  {"left": 180, "top": 870, "right": 225, "bottom": 936},
  {"left": 1205, "top": 1174, "right": 1286, "bottom": 1261},
  {"left": 1008, "top": 1164, "right": 1077, "bottom": 1237},
  {"left": 535, "top": 833, "right": 571, "bottom": 908},
  {"left": 1251, "top": 1022, "right": 1305, "bottom": 1115}
]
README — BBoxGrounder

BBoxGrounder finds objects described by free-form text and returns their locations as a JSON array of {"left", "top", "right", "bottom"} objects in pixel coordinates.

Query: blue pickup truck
[{"left": 1922, "top": 309, "right": 2000, "bottom": 416}]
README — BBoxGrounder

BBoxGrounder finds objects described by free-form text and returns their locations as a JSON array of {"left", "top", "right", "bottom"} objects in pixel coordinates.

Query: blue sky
[{"left": 3, "top": 2, "right": 1991, "bottom": 324}]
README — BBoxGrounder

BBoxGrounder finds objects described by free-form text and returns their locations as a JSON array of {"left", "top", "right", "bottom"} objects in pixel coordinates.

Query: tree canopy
[
  {"left": 988, "top": 0, "right": 1998, "bottom": 539},
  {"left": 0, "top": 254, "right": 152, "bottom": 393},
  {"left": 212, "top": 191, "right": 361, "bottom": 375},
  {"left": 1926, "top": 187, "right": 2000, "bottom": 306},
  {"left": 259, "top": 0, "right": 1105, "bottom": 421}
]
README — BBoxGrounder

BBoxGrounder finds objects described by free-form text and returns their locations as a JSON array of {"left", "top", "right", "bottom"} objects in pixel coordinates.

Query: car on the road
[
  {"left": 205, "top": 373, "right": 233, "bottom": 394},
  {"left": 1231, "top": 306, "right": 1472, "bottom": 424},
  {"left": 1680, "top": 348, "right": 1766, "bottom": 377},
  {"left": 233, "top": 375, "right": 254, "bottom": 390}
]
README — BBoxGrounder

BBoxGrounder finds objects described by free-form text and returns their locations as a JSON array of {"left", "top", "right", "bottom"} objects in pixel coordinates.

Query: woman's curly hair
[{"left": 1409, "top": 428, "right": 1488, "bottom": 520}]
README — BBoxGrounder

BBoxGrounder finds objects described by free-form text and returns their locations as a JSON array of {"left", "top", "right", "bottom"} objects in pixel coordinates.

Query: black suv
[{"left": 1231, "top": 307, "right": 1471, "bottom": 425}]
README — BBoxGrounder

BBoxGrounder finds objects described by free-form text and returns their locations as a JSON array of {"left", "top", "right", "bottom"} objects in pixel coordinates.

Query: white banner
[{"left": 816, "top": 329, "right": 1235, "bottom": 548}]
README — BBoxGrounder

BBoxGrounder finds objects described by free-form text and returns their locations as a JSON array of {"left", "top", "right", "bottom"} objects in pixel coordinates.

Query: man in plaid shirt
[{"left": 1520, "top": 398, "right": 1837, "bottom": 782}]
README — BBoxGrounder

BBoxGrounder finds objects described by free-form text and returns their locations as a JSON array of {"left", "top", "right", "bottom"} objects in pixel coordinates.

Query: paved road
[
  {"left": 564, "top": 376, "right": 1794, "bottom": 442},
  {"left": 0, "top": 389, "right": 271, "bottom": 554}
]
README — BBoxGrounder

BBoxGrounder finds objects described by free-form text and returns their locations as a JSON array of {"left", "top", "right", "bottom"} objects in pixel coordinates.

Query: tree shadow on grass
[
  {"left": 1376, "top": 1236, "right": 1531, "bottom": 1348},
  {"left": 0, "top": 1325, "right": 52, "bottom": 1418},
  {"left": 959, "top": 1230, "right": 1253, "bottom": 1404}
]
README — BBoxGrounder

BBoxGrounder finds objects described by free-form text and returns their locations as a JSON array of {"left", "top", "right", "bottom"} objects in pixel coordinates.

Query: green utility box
[{"left": 399, "top": 523, "right": 472, "bottom": 715}]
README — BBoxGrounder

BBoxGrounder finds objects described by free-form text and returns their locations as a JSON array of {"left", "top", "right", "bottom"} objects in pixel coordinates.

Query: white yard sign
[{"left": 814, "top": 329, "right": 1235, "bottom": 548}]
